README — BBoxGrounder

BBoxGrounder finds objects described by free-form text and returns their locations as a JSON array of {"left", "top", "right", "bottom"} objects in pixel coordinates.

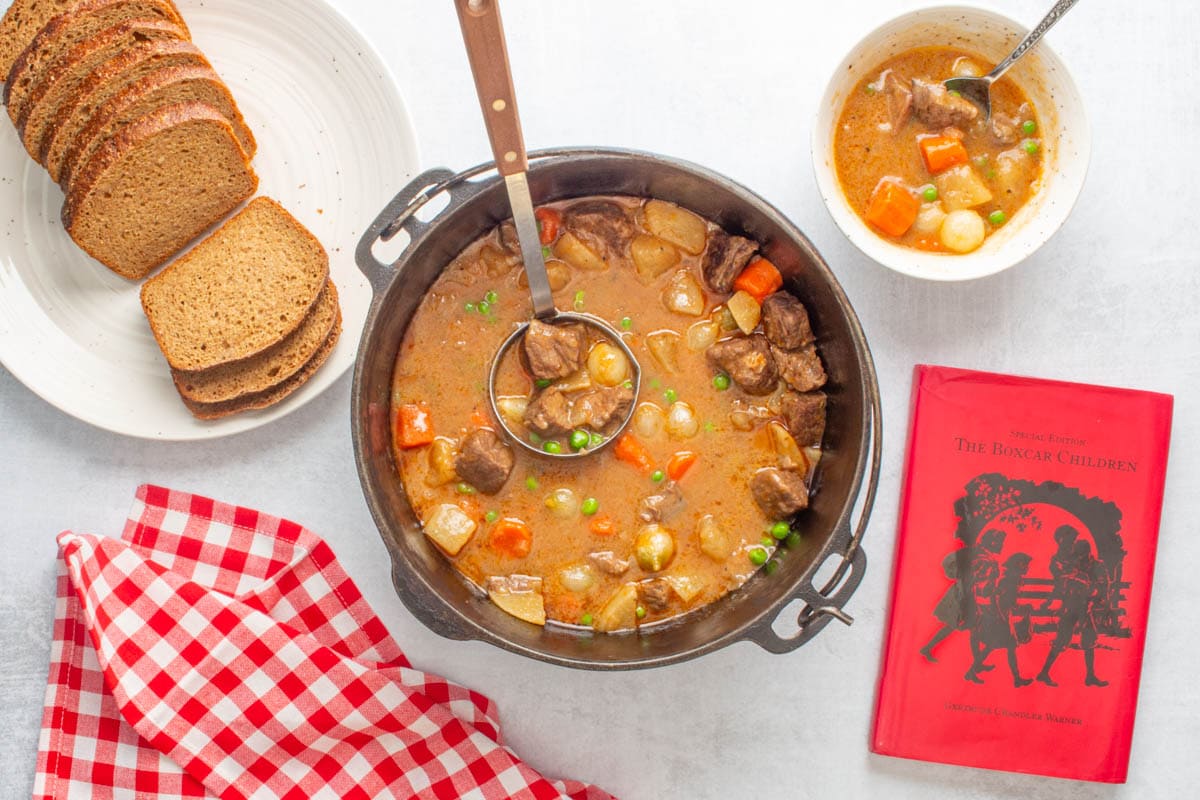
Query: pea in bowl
[{"left": 811, "top": 4, "right": 1089, "bottom": 281}]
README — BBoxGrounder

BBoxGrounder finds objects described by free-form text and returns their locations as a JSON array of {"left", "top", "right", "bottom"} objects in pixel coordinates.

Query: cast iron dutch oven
[{"left": 352, "top": 148, "right": 881, "bottom": 669}]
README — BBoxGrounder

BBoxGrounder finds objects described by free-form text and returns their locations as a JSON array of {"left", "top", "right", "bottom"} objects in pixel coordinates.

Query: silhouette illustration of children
[
  {"left": 959, "top": 529, "right": 1006, "bottom": 681},
  {"left": 920, "top": 549, "right": 966, "bottom": 662},
  {"left": 964, "top": 552, "right": 1034, "bottom": 687},
  {"left": 1037, "top": 531, "right": 1109, "bottom": 687}
]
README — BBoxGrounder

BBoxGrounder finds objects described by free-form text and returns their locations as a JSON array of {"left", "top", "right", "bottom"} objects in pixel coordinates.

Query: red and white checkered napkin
[{"left": 34, "top": 485, "right": 612, "bottom": 800}]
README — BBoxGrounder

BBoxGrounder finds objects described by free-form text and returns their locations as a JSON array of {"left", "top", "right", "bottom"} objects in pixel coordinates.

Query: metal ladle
[
  {"left": 944, "top": 0, "right": 1080, "bottom": 119},
  {"left": 453, "top": 0, "right": 641, "bottom": 459}
]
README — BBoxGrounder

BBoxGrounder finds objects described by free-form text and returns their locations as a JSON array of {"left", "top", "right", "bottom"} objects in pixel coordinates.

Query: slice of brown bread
[
  {"left": 171, "top": 280, "right": 339, "bottom": 404},
  {"left": 0, "top": 0, "right": 78, "bottom": 82},
  {"left": 179, "top": 307, "right": 342, "bottom": 420},
  {"left": 140, "top": 197, "right": 328, "bottom": 371},
  {"left": 4, "top": 0, "right": 187, "bottom": 122},
  {"left": 55, "top": 62, "right": 256, "bottom": 187},
  {"left": 20, "top": 20, "right": 191, "bottom": 164},
  {"left": 63, "top": 102, "right": 257, "bottom": 280}
]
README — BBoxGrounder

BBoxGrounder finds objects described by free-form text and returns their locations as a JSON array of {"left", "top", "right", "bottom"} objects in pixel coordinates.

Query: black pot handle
[
  {"left": 354, "top": 167, "right": 459, "bottom": 293},
  {"left": 744, "top": 346, "right": 883, "bottom": 654}
]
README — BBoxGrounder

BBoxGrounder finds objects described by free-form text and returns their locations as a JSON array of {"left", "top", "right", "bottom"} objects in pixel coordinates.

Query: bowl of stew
[
  {"left": 812, "top": 5, "right": 1089, "bottom": 280},
  {"left": 353, "top": 148, "right": 880, "bottom": 669}
]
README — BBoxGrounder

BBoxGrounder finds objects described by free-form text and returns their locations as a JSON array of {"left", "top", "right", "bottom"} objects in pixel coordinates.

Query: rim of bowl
[{"left": 811, "top": 2, "right": 1091, "bottom": 282}]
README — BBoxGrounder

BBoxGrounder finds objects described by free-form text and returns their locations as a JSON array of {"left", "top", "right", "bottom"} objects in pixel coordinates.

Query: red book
[{"left": 872, "top": 365, "right": 1173, "bottom": 782}]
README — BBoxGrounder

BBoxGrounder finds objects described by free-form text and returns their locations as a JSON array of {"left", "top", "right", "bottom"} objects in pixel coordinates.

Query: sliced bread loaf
[
  {"left": 4, "top": 0, "right": 187, "bottom": 122},
  {"left": 0, "top": 0, "right": 77, "bottom": 82},
  {"left": 172, "top": 280, "right": 339, "bottom": 404},
  {"left": 63, "top": 101, "right": 257, "bottom": 280},
  {"left": 55, "top": 62, "right": 256, "bottom": 187},
  {"left": 179, "top": 311, "right": 342, "bottom": 420},
  {"left": 140, "top": 197, "right": 329, "bottom": 371},
  {"left": 19, "top": 20, "right": 191, "bottom": 163}
]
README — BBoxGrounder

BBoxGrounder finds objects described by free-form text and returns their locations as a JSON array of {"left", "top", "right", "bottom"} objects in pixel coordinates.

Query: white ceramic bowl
[{"left": 812, "top": 5, "right": 1089, "bottom": 281}]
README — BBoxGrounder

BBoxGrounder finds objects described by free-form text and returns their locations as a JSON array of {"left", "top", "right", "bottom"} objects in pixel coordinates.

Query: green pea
[
  {"left": 784, "top": 531, "right": 802, "bottom": 549},
  {"left": 712, "top": 373, "right": 731, "bottom": 391},
  {"left": 485, "top": 510, "right": 498, "bottom": 523},
  {"left": 770, "top": 521, "right": 791, "bottom": 540},
  {"left": 947, "top": 89, "right": 961, "bottom": 98},
  {"left": 580, "top": 613, "right": 594, "bottom": 626},
  {"left": 535, "top": 378, "right": 552, "bottom": 389},
  {"left": 1023, "top": 139, "right": 1040, "bottom": 155},
  {"left": 485, "top": 290, "right": 498, "bottom": 304},
  {"left": 663, "top": 388, "right": 678, "bottom": 404},
  {"left": 651, "top": 470, "right": 665, "bottom": 483},
  {"left": 464, "top": 302, "right": 476, "bottom": 313},
  {"left": 748, "top": 547, "right": 768, "bottom": 566},
  {"left": 760, "top": 535, "right": 775, "bottom": 547},
  {"left": 543, "top": 440, "right": 563, "bottom": 454},
  {"left": 541, "top": 245, "right": 552, "bottom": 259},
  {"left": 589, "top": 432, "right": 604, "bottom": 447},
  {"left": 573, "top": 290, "right": 586, "bottom": 311},
  {"left": 581, "top": 497, "right": 599, "bottom": 516},
  {"left": 765, "top": 559, "right": 780, "bottom": 575},
  {"left": 988, "top": 210, "right": 1007, "bottom": 226},
  {"left": 620, "top": 316, "right": 633, "bottom": 330},
  {"left": 529, "top": 431, "right": 542, "bottom": 444},
  {"left": 1022, "top": 119, "right": 1037, "bottom": 135},
  {"left": 635, "top": 606, "right": 647, "bottom": 619},
  {"left": 649, "top": 378, "right": 661, "bottom": 389},
  {"left": 525, "top": 476, "right": 539, "bottom": 491},
  {"left": 477, "top": 300, "right": 491, "bottom": 314},
  {"left": 703, "top": 421, "right": 717, "bottom": 433},
  {"left": 921, "top": 185, "right": 938, "bottom": 202},
  {"left": 621, "top": 380, "right": 634, "bottom": 390},
  {"left": 569, "top": 430, "right": 590, "bottom": 451},
  {"left": 456, "top": 482, "right": 476, "bottom": 495}
]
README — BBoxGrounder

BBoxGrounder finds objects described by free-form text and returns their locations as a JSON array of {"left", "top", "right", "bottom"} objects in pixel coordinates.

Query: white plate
[{"left": 0, "top": 0, "right": 419, "bottom": 439}]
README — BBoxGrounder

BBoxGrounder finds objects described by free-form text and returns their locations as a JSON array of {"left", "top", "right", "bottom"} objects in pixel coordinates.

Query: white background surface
[{"left": 2, "top": 1, "right": 1198, "bottom": 798}]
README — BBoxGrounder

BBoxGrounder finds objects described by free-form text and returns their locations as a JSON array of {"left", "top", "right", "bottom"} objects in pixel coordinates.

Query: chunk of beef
[
  {"left": 700, "top": 229, "right": 758, "bottom": 293},
  {"left": 588, "top": 550, "right": 631, "bottom": 576},
  {"left": 571, "top": 384, "right": 635, "bottom": 431},
  {"left": 989, "top": 112, "right": 1020, "bottom": 145},
  {"left": 706, "top": 333, "right": 778, "bottom": 395},
  {"left": 751, "top": 467, "right": 809, "bottom": 519},
  {"left": 454, "top": 429, "right": 513, "bottom": 494},
  {"left": 522, "top": 319, "right": 585, "bottom": 381},
  {"left": 772, "top": 344, "right": 826, "bottom": 392},
  {"left": 760, "top": 292, "right": 814, "bottom": 351},
  {"left": 780, "top": 390, "right": 827, "bottom": 446},
  {"left": 911, "top": 78, "right": 979, "bottom": 129},
  {"left": 637, "top": 481, "right": 685, "bottom": 523},
  {"left": 883, "top": 70, "right": 912, "bottom": 131},
  {"left": 498, "top": 221, "right": 520, "bottom": 254},
  {"left": 523, "top": 386, "right": 574, "bottom": 437},
  {"left": 638, "top": 579, "right": 672, "bottom": 613},
  {"left": 563, "top": 200, "right": 636, "bottom": 263}
]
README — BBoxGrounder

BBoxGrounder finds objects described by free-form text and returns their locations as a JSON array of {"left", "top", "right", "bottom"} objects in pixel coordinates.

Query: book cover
[{"left": 871, "top": 365, "right": 1174, "bottom": 782}]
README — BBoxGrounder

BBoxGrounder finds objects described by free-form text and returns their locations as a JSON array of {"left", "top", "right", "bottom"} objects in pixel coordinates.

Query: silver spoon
[
  {"left": 453, "top": 0, "right": 641, "bottom": 460},
  {"left": 944, "top": 0, "right": 1080, "bottom": 119}
]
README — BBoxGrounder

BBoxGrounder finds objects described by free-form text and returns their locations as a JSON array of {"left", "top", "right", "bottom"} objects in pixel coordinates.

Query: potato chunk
[
  {"left": 643, "top": 200, "right": 708, "bottom": 254},
  {"left": 594, "top": 583, "right": 640, "bottom": 632},
  {"left": 665, "top": 574, "right": 706, "bottom": 603},
  {"left": 727, "top": 290, "right": 762, "bottom": 334},
  {"left": 425, "top": 437, "right": 459, "bottom": 487},
  {"left": 662, "top": 270, "right": 706, "bottom": 316},
  {"left": 487, "top": 575, "right": 546, "bottom": 625},
  {"left": 631, "top": 234, "right": 680, "bottom": 281},
  {"left": 554, "top": 231, "right": 608, "bottom": 271},
  {"left": 697, "top": 515, "right": 730, "bottom": 561},
  {"left": 935, "top": 164, "right": 993, "bottom": 211},
  {"left": 423, "top": 503, "right": 477, "bottom": 555},
  {"left": 646, "top": 330, "right": 682, "bottom": 374}
]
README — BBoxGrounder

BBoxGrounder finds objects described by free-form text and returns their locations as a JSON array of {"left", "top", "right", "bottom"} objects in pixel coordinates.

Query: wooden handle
[{"left": 454, "top": 0, "right": 527, "bottom": 176}]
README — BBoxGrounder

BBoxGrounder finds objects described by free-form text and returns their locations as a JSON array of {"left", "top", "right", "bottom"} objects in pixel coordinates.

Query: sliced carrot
[
  {"left": 589, "top": 514, "right": 617, "bottom": 536},
  {"left": 667, "top": 451, "right": 698, "bottom": 482},
  {"left": 864, "top": 180, "right": 920, "bottom": 237},
  {"left": 732, "top": 258, "right": 783, "bottom": 303},
  {"left": 469, "top": 408, "right": 490, "bottom": 428},
  {"left": 489, "top": 517, "right": 533, "bottom": 559},
  {"left": 918, "top": 135, "right": 969, "bottom": 174},
  {"left": 534, "top": 207, "right": 561, "bottom": 245},
  {"left": 613, "top": 433, "right": 654, "bottom": 473},
  {"left": 395, "top": 402, "right": 435, "bottom": 448}
]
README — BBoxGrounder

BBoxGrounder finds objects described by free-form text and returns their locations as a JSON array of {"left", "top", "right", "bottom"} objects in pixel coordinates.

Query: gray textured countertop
[{"left": 3, "top": 1, "right": 1198, "bottom": 798}]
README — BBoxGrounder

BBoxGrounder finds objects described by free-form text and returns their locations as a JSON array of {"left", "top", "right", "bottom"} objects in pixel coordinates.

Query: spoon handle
[
  {"left": 453, "top": 0, "right": 527, "bottom": 176},
  {"left": 988, "top": 0, "right": 1080, "bottom": 80}
]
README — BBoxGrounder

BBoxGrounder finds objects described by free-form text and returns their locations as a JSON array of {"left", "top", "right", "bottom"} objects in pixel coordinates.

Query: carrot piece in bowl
[{"left": 865, "top": 180, "right": 920, "bottom": 237}]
